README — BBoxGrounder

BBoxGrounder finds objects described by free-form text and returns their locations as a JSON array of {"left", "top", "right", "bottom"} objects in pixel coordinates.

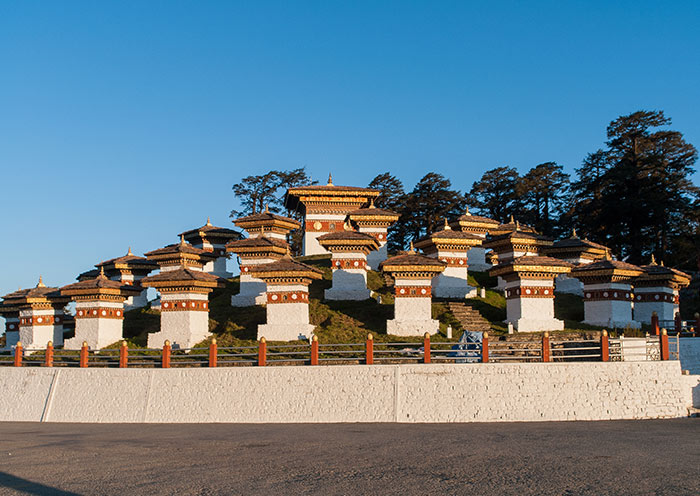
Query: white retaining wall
[
  {"left": 679, "top": 338, "right": 700, "bottom": 375},
  {"left": 0, "top": 361, "right": 694, "bottom": 423}
]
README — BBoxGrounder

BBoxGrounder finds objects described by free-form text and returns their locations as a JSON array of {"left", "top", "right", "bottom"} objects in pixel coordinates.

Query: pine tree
[
  {"left": 519, "top": 162, "right": 570, "bottom": 236},
  {"left": 469, "top": 167, "right": 521, "bottom": 223}
]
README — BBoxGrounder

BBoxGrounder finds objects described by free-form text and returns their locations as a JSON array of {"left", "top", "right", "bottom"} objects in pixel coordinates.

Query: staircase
[{"left": 447, "top": 302, "right": 492, "bottom": 333}]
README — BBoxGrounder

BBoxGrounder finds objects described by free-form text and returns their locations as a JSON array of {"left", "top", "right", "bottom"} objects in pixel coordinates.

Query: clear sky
[{"left": 1, "top": 1, "right": 699, "bottom": 298}]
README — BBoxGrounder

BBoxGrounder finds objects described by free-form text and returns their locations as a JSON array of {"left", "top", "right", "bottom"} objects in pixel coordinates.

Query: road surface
[{"left": 0, "top": 420, "right": 698, "bottom": 495}]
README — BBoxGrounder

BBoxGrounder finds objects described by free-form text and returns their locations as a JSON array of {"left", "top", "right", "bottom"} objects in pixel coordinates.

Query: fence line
[{"left": 0, "top": 330, "right": 681, "bottom": 369}]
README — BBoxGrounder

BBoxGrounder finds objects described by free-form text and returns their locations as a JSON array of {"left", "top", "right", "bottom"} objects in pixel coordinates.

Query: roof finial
[
  {"left": 369, "top": 198, "right": 375, "bottom": 209},
  {"left": 327, "top": 173, "right": 333, "bottom": 185},
  {"left": 660, "top": 260, "right": 665, "bottom": 267},
  {"left": 465, "top": 206, "right": 471, "bottom": 216},
  {"left": 409, "top": 241, "right": 416, "bottom": 254},
  {"left": 572, "top": 228, "right": 578, "bottom": 238},
  {"left": 264, "top": 203, "right": 270, "bottom": 213},
  {"left": 444, "top": 218, "right": 451, "bottom": 231},
  {"left": 180, "top": 234, "right": 186, "bottom": 246},
  {"left": 127, "top": 246, "right": 133, "bottom": 256},
  {"left": 650, "top": 254, "right": 657, "bottom": 265},
  {"left": 206, "top": 216, "right": 212, "bottom": 226},
  {"left": 515, "top": 220, "right": 520, "bottom": 231},
  {"left": 99, "top": 266, "right": 105, "bottom": 277},
  {"left": 604, "top": 250, "right": 612, "bottom": 261},
  {"left": 509, "top": 214, "right": 514, "bottom": 224},
  {"left": 37, "top": 275, "right": 46, "bottom": 288}
]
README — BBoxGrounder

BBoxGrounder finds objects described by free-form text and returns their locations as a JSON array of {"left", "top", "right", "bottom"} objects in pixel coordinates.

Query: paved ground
[{"left": 0, "top": 420, "right": 698, "bottom": 495}]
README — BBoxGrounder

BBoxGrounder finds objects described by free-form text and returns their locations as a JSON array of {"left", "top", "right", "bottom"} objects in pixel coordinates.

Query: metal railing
[{"left": 0, "top": 330, "right": 680, "bottom": 369}]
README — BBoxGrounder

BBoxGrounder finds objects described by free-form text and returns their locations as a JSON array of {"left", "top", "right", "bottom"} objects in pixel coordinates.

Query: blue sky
[{"left": 1, "top": 1, "right": 699, "bottom": 298}]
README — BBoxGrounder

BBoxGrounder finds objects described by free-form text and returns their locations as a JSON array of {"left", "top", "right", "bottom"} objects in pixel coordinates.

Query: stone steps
[{"left": 446, "top": 302, "right": 492, "bottom": 332}]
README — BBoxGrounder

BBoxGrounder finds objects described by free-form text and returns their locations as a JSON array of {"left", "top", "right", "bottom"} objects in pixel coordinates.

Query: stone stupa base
[{"left": 386, "top": 319, "right": 440, "bottom": 337}]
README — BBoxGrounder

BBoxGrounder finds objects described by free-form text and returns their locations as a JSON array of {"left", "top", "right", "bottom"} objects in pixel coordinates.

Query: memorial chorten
[
  {"left": 489, "top": 256, "right": 572, "bottom": 332},
  {"left": 317, "top": 229, "right": 379, "bottom": 300},
  {"left": 570, "top": 255, "right": 643, "bottom": 328},
  {"left": 0, "top": 298, "right": 20, "bottom": 349},
  {"left": 60, "top": 269, "right": 142, "bottom": 349},
  {"left": 226, "top": 235, "right": 289, "bottom": 306},
  {"left": 249, "top": 256, "right": 323, "bottom": 341},
  {"left": 546, "top": 229, "right": 609, "bottom": 295},
  {"left": 346, "top": 199, "right": 399, "bottom": 270},
  {"left": 233, "top": 206, "right": 301, "bottom": 241},
  {"left": 449, "top": 207, "right": 499, "bottom": 271},
  {"left": 179, "top": 218, "right": 242, "bottom": 278},
  {"left": 633, "top": 256, "right": 691, "bottom": 324},
  {"left": 285, "top": 174, "right": 379, "bottom": 256},
  {"left": 1, "top": 277, "right": 69, "bottom": 348},
  {"left": 413, "top": 219, "right": 483, "bottom": 299},
  {"left": 95, "top": 247, "right": 157, "bottom": 309},
  {"left": 379, "top": 245, "right": 446, "bottom": 336},
  {"left": 140, "top": 268, "right": 223, "bottom": 348},
  {"left": 144, "top": 236, "right": 217, "bottom": 272}
]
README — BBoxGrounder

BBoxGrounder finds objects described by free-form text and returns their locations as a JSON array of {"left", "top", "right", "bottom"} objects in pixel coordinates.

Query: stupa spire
[
  {"left": 206, "top": 216, "right": 212, "bottom": 226},
  {"left": 37, "top": 275, "right": 46, "bottom": 288},
  {"left": 443, "top": 218, "right": 451, "bottom": 231},
  {"left": 327, "top": 173, "right": 333, "bottom": 185},
  {"left": 650, "top": 254, "right": 657, "bottom": 265},
  {"left": 572, "top": 228, "right": 578, "bottom": 238}
]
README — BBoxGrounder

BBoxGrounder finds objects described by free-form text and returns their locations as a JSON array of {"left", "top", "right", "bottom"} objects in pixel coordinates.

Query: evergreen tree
[
  {"left": 400, "top": 173, "right": 465, "bottom": 245},
  {"left": 519, "top": 162, "right": 570, "bottom": 236},
  {"left": 572, "top": 110, "right": 698, "bottom": 266},
  {"left": 368, "top": 173, "right": 406, "bottom": 253},
  {"left": 469, "top": 167, "right": 521, "bottom": 222}
]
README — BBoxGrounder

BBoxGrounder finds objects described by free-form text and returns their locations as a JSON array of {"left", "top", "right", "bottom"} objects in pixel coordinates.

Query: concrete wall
[{"left": 0, "top": 361, "right": 693, "bottom": 423}]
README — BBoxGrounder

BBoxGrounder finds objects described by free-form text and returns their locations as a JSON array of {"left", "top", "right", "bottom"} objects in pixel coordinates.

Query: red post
[
  {"left": 45, "top": 341, "right": 54, "bottom": 367},
  {"left": 366, "top": 333, "right": 374, "bottom": 365},
  {"left": 79, "top": 342, "right": 89, "bottom": 368},
  {"left": 651, "top": 312, "right": 660, "bottom": 336},
  {"left": 482, "top": 332, "right": 489, "bottom": 363},
  {"left": 660, "top": 329, "right": 669, "bottom": 360},
  {"left": 542, "top": 332, "right": 551, "bottom": 362},
  {"left": 423, "top": 333, "right": 431, "bottom": 364},
  {"left": 258, "top": 337, "right": 267, "bottom": 366},
  {"left": 674, "top": 313, "right": 682, "bottom": 335},
  {"left": 119, "top": 341, "right": 128, "bottom": 368},
  {"left": 162, "top": 340, "right": 171, "bottom": 368},
  {"left": 601, "top": 330, "right": 609, "bottom": 362},
  {"left": 209, "top": 338, "right": 217, "bottom": 368},
  {"left": 13, "top": 342, "right": 23, "bottom": 367},
  {"left": 310, "top": 335, "right": 319, "bottom": 365}
]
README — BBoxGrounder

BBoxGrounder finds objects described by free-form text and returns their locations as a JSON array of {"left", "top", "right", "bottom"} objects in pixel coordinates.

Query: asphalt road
[{"left": 0, "top": 420, "right": 698, "bottom": 495}]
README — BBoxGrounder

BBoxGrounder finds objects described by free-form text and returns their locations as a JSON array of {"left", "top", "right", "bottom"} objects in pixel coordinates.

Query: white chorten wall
[
  {"left": 108, "top": 274, "right": 148, "bottom": 310},
  {"left": 193, "top": 240, "right": 231, "bottom": 278},
  {"left": 356, "top": 227, "right": 389, "bottom": 270},
  {"left": 18, "top": 308, "right": 64, "bottom": 348},
  {"left": 231, "top": 258, "right": 276, "bottom": 307},
  {"left": 258, "top": 284, "right": 314, "bottom": 341},
  {"left": 554, "top": 274, "right": 584, "bottom": 295},
  {"left": 326, "top": 254, "right": 371, "bottom": 301},
  {"left": 147, "top": 292, "right": 211, "bottom": 349},
  {"left": 431, "top": 250, "right": 476, "bottom": 299},
  {"left": 302, "top": 214, "right": 347, "bottom": 256},
  {"left": 582, "top": 283, "right": 639, "bottom": 328},
  {"left": 248, "top": 231, "right": 286, "bottom": 241},
  {"left": 3, "top": 318, "right": 20, "bottom": 349},
  {"left": 64, "top": 301, "right": 125, "bottom": 350},
  {"left": 466, "top": 247, "right": 490, "bottom": 272},
  {"left": 633, "top": 286, "right": 679, "bottom": 324},
  {"left": 386, "top": 277, "right": 439, "bottom": 336},
  {"left": 504, "top": 278, "right": 562, "bottom": 332}
]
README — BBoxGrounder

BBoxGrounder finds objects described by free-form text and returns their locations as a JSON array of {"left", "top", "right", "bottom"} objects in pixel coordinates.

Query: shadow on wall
[{"left": 0, "top": 471, "right": 81, "bottom": 496}]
